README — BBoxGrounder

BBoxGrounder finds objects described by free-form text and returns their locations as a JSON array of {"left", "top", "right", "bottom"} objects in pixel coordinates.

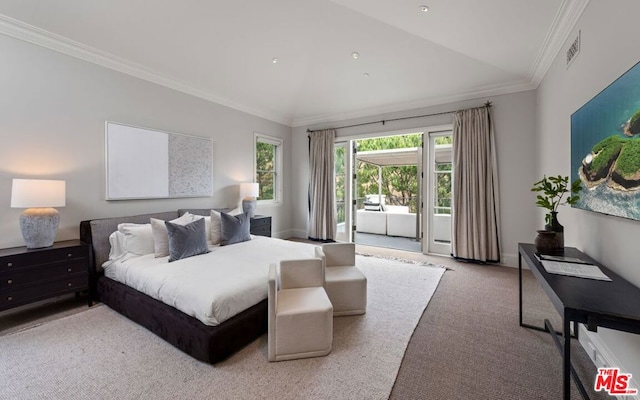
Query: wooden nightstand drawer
[
  {"left": 0, "top": 275, "right": 87, "bottom": 311},
  {"left": 251, "top": 216, "right": 271, "bottom": 228},
  {"left": 251, "top": 227, "right": 270, "bottom": 237},
  {"left": 0, "top": 260, "right": 87, "bottom": 290},
  {"left": 250, "top": 216, "right": 272, "bottom": 237},
  {"left": 0, "top": 242, "right": 87, "bottom": 272}
]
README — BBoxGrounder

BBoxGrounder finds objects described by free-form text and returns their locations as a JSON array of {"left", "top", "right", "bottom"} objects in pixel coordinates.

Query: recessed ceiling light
[
  {"left": 363, "top": 73, "right": 370, "bottom": 78},
  {"left": 272, "top": 57, "right": 278, "bottom": 64},
  {"left": 420, "top": 5, "right": 429, "bottom": 12},
  {"left": 352, "top": 52, "right": 360, "bottom": 60}
]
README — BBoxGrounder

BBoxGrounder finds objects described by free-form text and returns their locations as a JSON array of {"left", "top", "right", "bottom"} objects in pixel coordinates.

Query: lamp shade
[
  {"left": 240, "top": 182, "right": 260, "bottom": 198},
  {"left": 11, "top": 179, "right": 66, "bottom": 208}
]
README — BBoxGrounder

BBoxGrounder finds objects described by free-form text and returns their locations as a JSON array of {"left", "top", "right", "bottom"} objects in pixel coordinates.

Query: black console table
[{"left": 519, "top": 243, "right": 640, "bottom": 400}]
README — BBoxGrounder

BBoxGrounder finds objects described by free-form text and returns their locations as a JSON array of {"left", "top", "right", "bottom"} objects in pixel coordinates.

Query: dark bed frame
[{"left": 79, "top": 209, "right": 267, "bottom": 364}]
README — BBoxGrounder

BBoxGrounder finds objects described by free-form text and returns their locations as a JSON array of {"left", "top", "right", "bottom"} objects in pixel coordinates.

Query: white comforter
[{"left": 103, "top": 236, "right": 317, "bottom": 326}]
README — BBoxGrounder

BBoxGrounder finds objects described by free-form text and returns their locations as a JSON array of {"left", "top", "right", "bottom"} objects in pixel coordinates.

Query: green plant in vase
[{"left": 531, "top": 175, "right": 582, "bottom": 253}]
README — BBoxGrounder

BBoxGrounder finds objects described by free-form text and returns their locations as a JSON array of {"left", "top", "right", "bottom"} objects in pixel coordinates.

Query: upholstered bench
[
  {"left": 268, "top": 259, "right": 333, "bottom": 361},
  {"left": 315, "top": 243, "right": 367, "bottom": 316}
]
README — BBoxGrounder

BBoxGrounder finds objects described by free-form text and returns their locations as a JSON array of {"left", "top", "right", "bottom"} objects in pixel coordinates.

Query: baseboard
[
  {"left": 578, "top": 325, "right": 640, "bottom": 399},
  {"left": 273, "top": 229, "right": 298, "bottom": 239},
  {"left": 501, "top": 252, "right": 519, "bottom": 268},
  {"left": 285, "top": 229, "right": 307, "bottom": 239}
]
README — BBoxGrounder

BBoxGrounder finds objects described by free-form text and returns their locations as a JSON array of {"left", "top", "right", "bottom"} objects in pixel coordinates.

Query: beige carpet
[{"left": 0, "top": 255, "right": 444, "bottom": 400}]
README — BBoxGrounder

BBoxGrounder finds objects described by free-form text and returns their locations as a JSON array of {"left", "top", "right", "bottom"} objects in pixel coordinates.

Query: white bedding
[{"left": 103, "top": 236, "right": 317, "bottom": 326}]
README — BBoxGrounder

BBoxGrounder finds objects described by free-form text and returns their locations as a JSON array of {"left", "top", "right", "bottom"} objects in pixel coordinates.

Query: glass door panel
[
  {"left": 426, "top": 132, "right": 453, "bottom": 255},
  {"left": 334, "top": 142, "right": 349, "bottom": 242}
]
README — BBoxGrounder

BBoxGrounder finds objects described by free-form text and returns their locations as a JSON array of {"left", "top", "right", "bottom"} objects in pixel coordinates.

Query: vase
[
  {"left": 545, "top": 211, "right": 564, "bottom": 252},
  {"left": 535, "top": 230, "right": 558, "bottom": 255}
]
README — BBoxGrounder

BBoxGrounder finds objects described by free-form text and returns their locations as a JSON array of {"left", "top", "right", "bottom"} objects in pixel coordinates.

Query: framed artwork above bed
[{"left": 105, "top": 122, "right": 213, "bottom": 200}]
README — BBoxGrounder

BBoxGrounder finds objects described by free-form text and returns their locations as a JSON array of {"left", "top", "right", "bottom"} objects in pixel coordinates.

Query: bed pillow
[
  {"left": 107, "top": 231, "right": 127, "bottom": 261},
  {"left": 220, "top": 212, "right": 251, "bottom": 246},
  {"left": 117, "top": 223, "right": 155, "bottom": 255},
  {"left": 210, "top": 209, "right": 241, "bottom": 245},
  {"left": 187, "top": 215, "right": 211, "bottom": 243},
  {"left": 150, "top": 213, "right": 195, "bottom": 258},
  {"left": 165, "top": 218, "right": 210, "bottom": 262}
]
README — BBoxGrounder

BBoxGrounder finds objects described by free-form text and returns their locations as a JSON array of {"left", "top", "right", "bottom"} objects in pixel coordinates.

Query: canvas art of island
[{"left": 571, "top": 60, "right": 640, "bottom": 221}]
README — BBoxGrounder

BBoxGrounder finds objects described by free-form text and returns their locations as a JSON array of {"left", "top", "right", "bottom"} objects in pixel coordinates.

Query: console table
[{"left": 518, "top": 243, "right": 640, "bottom": 399}]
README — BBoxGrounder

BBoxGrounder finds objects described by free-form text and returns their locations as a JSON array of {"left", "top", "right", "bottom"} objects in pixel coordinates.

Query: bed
[{"left": 80, "top": 209, "right": 316, "bottom": 363}]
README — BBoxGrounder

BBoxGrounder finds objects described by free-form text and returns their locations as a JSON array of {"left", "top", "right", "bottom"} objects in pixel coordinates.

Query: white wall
[
  {"left": 292, "top": 90, "right": 539, "bottom": 266},
  {"left": 536, "top": 0, "right": 640, "bottom": 381},
  {"left": 0, "top": 35, "right": 293, "bottom": 248}
]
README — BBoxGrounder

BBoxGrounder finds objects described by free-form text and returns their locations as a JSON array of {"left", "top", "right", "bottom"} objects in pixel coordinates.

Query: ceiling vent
[{"left": 566, "top": 30, "right": 581, "bottom": 68}]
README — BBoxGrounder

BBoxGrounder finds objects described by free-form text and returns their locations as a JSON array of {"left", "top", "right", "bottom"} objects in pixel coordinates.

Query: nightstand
[
  {"left": 250, "top": 215, "right": 272, "bottom": 237},
  {"left": 0, "top": 240, "right": 90, "bottom": 312}
]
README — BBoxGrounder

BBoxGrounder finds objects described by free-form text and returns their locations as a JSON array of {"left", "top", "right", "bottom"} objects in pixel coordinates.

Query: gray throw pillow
[
  {"left": 165, "top": 218, "right": 210, "bottom": 262},
  {"left": 220, "top": 212, "right": 251, "bottom": 246}
]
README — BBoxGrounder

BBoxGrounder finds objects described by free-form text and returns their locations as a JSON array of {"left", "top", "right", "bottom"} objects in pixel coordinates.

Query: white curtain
[
  {"left": 451, "top": 106, "right": 501, "bottom": 262},
  {"left": 308, "top": 129, "right": 336, "bottom": 241}
]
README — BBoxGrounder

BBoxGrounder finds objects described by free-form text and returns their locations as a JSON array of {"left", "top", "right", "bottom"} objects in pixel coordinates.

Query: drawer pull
[
  {"left": 67, "top": 268, "right": 72, "bottom": 272},
  {"left": 67, "top": 253, "right": 73, "bottom": 258},
  {"left": 7, "top": 296, "right": 12, "bottom": 301},
  {"left": 7, "top": 279, "right": 12, "bottom": 284},
  {"left": 7, "top": 262, "right": 12, "bottom": 267},
  {"left": 67, "top": 282, "right": 72, "bottom": 287}
]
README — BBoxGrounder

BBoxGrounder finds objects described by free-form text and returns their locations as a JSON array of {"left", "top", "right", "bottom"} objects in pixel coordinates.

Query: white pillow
[
  {"left": 108, "top": 231, "right": 127, "bottom": 261},
  {"left": 150, "top": 213, "right": 196, "bottom": 258},
  {"left": 210, "top": 209, "right": 240, "bottom": 245},
  {"left": 188, "top": 214, "right": 211, "bottom": 243},
  {"left": 117, "top": 223, "right": 155, "bottom": 255},
  {"left": 210, "top": 210, "right": 223, "bottom": 245}
]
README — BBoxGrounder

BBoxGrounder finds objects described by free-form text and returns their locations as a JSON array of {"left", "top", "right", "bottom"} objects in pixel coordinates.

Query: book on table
[
  {"left": 535, "top": 252, "right": 591, "bottom": 264},
  {"left": 534, "top": 253, "right": 611, "bottom": 281}
]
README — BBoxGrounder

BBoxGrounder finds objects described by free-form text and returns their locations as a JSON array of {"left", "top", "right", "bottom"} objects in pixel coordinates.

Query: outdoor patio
[{"left": 354, "top": 232, "right": 421, "bottom": 253}]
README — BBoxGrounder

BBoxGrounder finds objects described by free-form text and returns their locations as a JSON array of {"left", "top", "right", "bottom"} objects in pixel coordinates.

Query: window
[
  {"left": 433, "top": 135, "right": 452, "bottom": 215},
  {"left": 434, "top": 161, "right": 452, "bottom": 214},
  {"left": 254, "top": 133, "right": 283, "bottom": 203}
]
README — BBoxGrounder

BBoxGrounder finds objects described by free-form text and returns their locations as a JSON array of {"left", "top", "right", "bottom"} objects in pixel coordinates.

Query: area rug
[{"left": 0, "top": 256, "right": 445, "bottom": 400}]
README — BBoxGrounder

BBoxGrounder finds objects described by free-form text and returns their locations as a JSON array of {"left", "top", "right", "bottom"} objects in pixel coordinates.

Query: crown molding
[
  {"left": 0, "top": 0, "right": 588, "bottom": 131},
  {"left": 291, "top": 80, "right": 537, "bottom": 128},
  {"left": 294, "top": 0, "right": 589, "bottom": 128},
  {"left": 528, "top": 0, "right": 590, "bottom": 85},
  {"left": 0, "top": 14, "right": 293, "bottom": 126}
]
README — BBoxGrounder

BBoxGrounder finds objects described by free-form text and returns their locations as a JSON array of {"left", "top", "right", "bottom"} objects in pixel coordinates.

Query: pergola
[
  {"left": 355, "top": 144, "right": 452, "bottom": 242},
  {"left": 355, "top": 147, "right": 422, "bottom": 241}
]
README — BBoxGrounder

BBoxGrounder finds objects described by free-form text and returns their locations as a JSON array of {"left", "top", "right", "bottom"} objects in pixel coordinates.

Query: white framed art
[{"left": 105, "top": 122, "right": 213, "bottom": 200}]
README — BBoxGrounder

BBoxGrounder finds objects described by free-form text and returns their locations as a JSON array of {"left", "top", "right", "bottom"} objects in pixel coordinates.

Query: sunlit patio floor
[{"left": 354, "top": 232, "right": 421, "bottom": 253}]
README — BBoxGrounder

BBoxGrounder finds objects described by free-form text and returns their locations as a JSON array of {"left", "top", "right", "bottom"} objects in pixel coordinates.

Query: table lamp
[
  {"left": 11, "top": 179, "right": 66, "bottom": 249},
  {"left": 240, "top": 182, "right": 259, "bottom": 218}
]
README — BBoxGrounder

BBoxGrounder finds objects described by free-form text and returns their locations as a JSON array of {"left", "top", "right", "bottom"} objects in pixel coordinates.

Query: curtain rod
[{"left": 306, "top": 101, "right": 492, "bottom": 134}]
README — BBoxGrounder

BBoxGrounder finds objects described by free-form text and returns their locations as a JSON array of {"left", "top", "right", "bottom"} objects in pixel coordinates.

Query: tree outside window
[{"left": 255, "top": 134, "right": 282, "bottom": 203}]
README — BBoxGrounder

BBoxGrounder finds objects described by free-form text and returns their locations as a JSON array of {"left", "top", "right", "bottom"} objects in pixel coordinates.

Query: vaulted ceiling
[{"left": 0, "top": 0, "right": 589, "bottom": 126}]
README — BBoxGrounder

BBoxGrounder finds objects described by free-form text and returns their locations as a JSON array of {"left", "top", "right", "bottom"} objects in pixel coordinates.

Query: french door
[
  {"left": 334, "top": 142, "right": 350, "bottom": 242},
  {"left": 424, "top": 131, "right": 453, "bottom": 255}
]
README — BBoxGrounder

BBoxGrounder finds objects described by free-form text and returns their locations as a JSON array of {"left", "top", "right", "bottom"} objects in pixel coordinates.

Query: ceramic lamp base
[
  {"left": 19, "top": 207, "right": 60, "bottom": 249},
  {"left": 242, "top": 199, "right": 257, "bottom": 218}
]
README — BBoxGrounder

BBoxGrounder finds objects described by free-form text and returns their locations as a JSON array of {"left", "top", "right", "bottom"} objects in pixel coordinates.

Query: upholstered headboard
[
  {"left": 80, "top": 211, "right": 179, "bottom": 272},
  {"left": 177, "top": 208, "right": 231, "bottom": 217},
  {"left": 80, "top": 208, "right": 233, "bottom": 302},
  {"left": 80, "top": 208, "right": 232, "bottom": 272}
]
